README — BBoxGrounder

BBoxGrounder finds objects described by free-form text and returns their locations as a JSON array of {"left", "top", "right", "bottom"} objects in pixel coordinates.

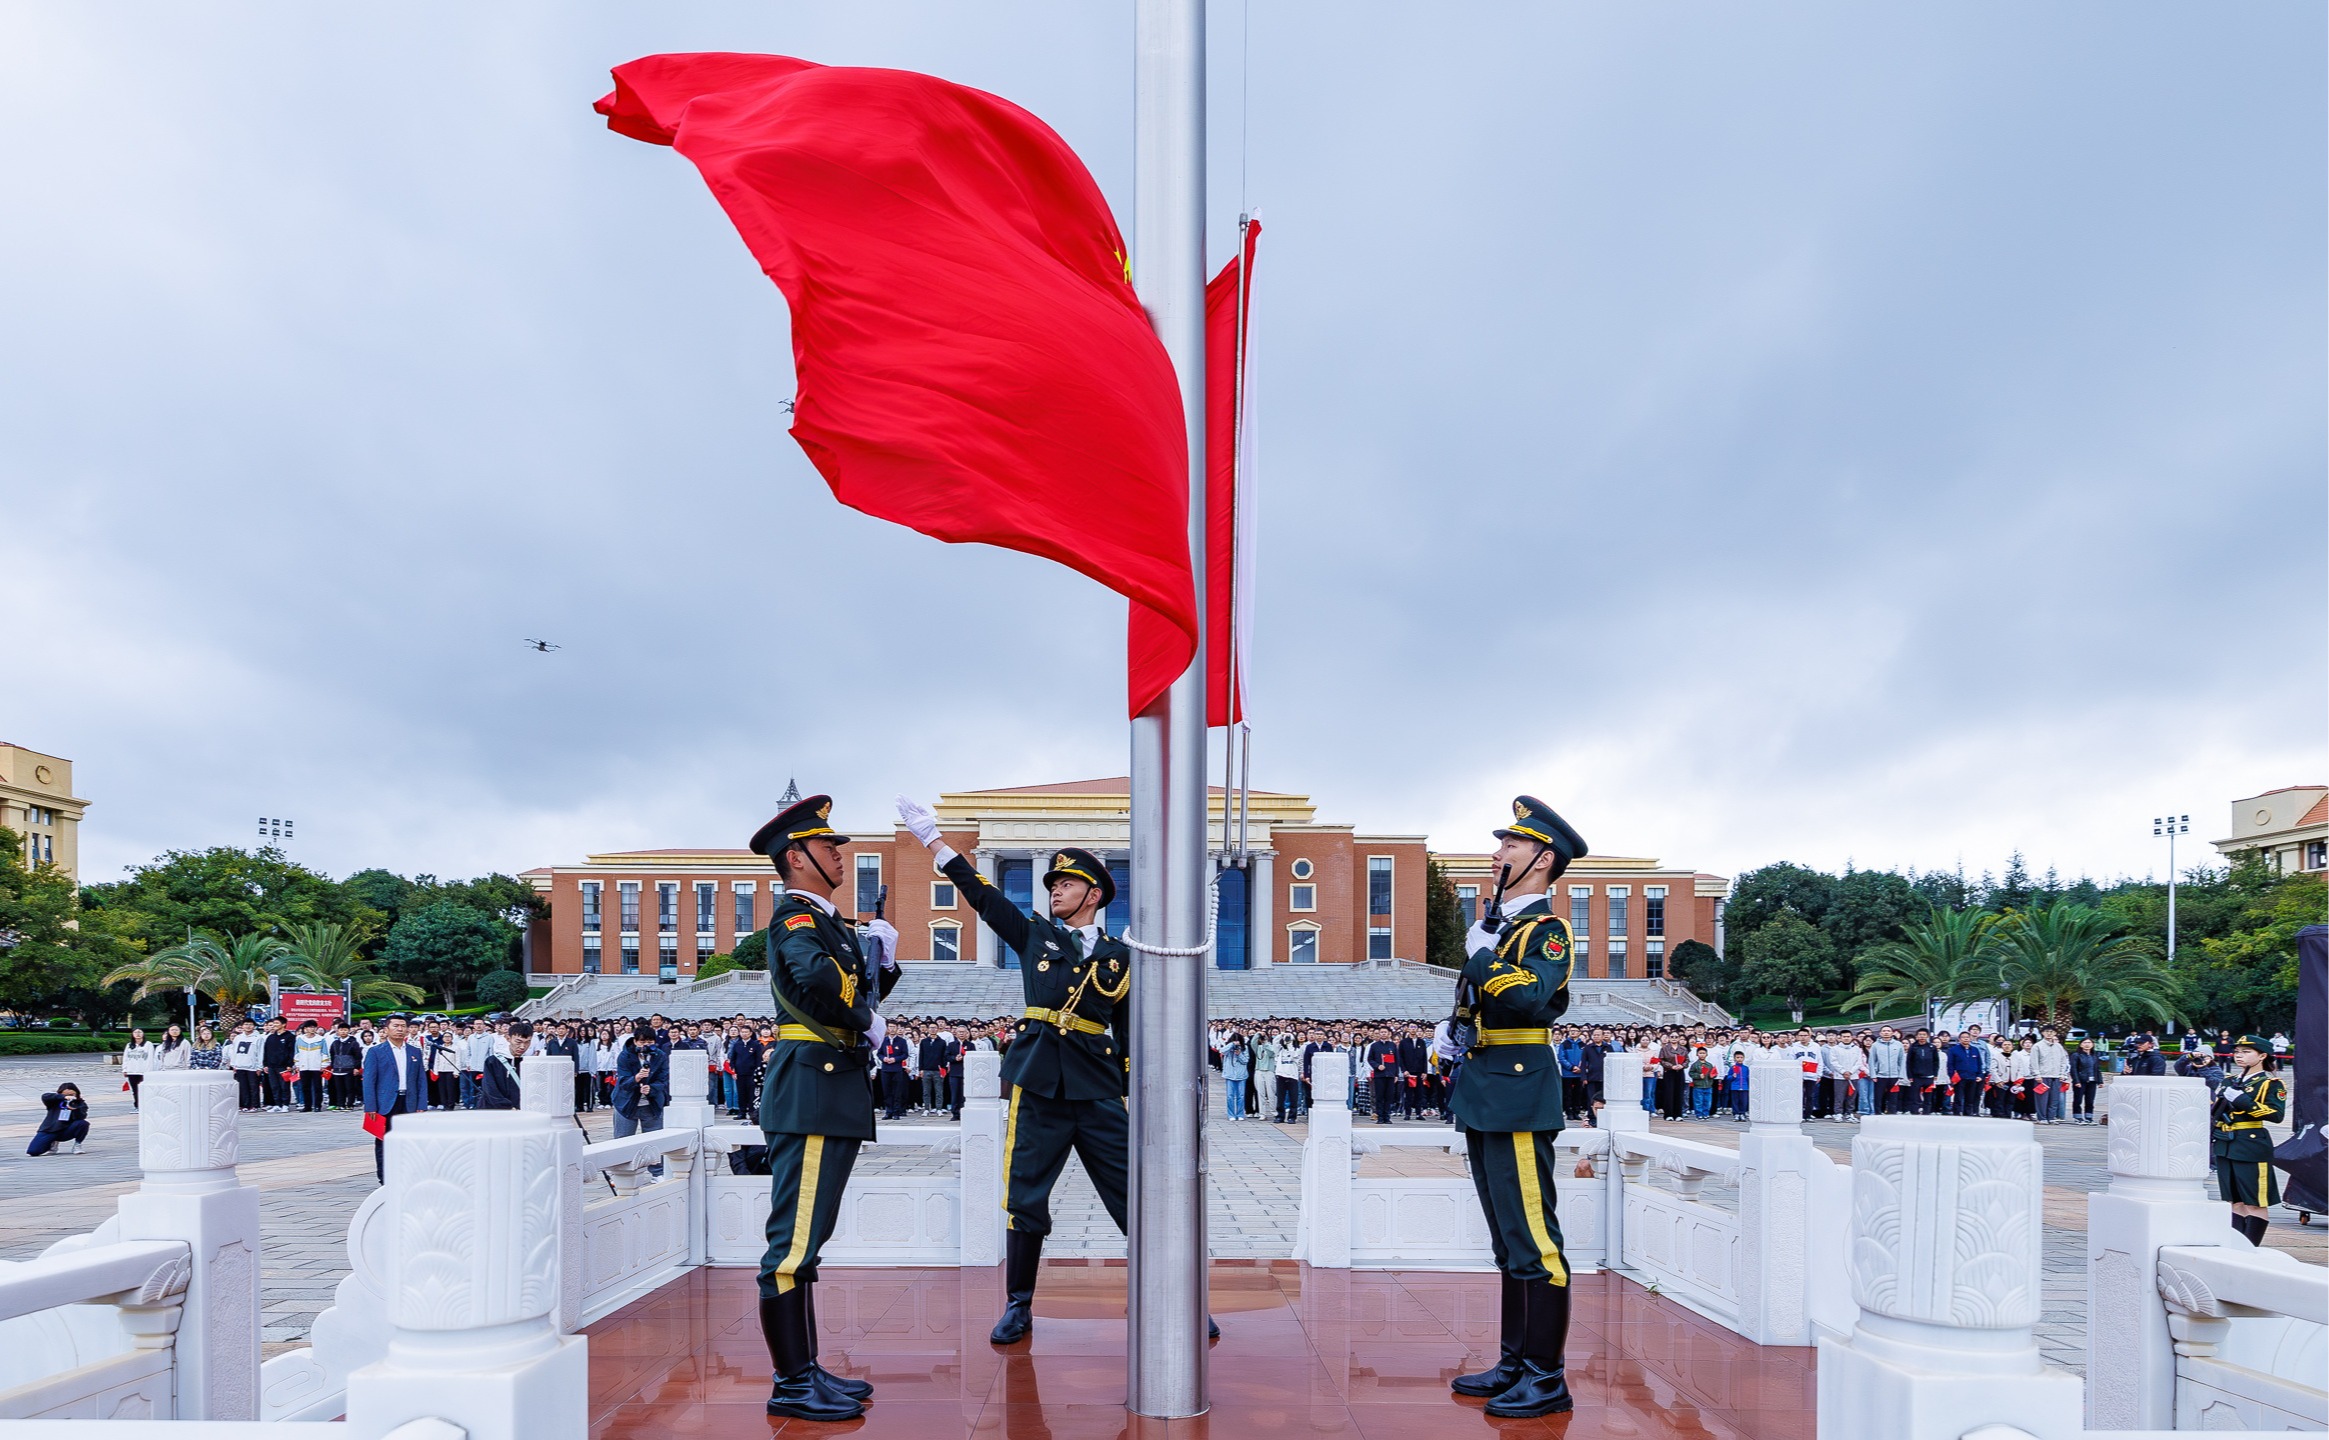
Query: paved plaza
[{"left": 3, "top": 1056, "right": 2319, "bottom": 1369}]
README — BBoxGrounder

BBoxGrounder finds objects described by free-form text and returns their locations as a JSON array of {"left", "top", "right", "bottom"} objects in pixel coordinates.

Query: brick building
[
  {"left": 522, "top": 778, "right": 1726, "bottom": 982},
  {"left": 1433, "top": 854, "right": 1730, "bottom": 981}
]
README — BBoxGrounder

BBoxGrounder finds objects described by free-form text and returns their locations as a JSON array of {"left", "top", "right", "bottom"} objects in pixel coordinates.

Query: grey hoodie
[{"left": 1869, "top": 1037, "right": 1908, "bottom": 1079}]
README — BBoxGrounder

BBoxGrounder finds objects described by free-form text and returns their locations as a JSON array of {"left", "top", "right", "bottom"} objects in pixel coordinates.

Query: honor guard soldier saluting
[
  {"left": 1435, "top": 795, "right": 1588, "bottom": 1418},
  {"left": 896, "top": 796, "right": 1219, "bottom": 1347},
  {"left": 749, "top": 793, "right": 901, "bottom": 1421},
  {"left": 2212, "top": 1034, "right": 2288, "bottom": 1247}
]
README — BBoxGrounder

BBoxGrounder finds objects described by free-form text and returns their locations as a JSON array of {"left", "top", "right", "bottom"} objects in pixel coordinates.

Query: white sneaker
[{"left": 67, "top": 1140, "right": 81, "bottom": 1154}]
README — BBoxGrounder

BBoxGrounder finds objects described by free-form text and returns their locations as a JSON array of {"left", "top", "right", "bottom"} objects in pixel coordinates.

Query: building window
[
  {"left": 659, "top": 933, "right": 678, "bottom": 980},
  {"left": 1288, "top": 924, "right": 1320, "bottom": 964},
  {"left": 733, "top": 882, "right": 755, "bottom": 936},
  {"left": 856, "top": 854, "right": 883, "bottom": 915},
  {"left": 1456, "top": 885, "right": 1478, "bottom": 927},
  {"left": 1568, "top": 886, "right": 1591, "bottom": 940},
  {"left": 618, "top": 882, "right": 640, "bottom": 933},
  {"left": 2306, "top": 840, "right": 2327, "bottom": 871},
  {"left": 656, "top": 882, "right": 678, "bottom": 930},
  {"left": 1368, "top": 925, "right": 1392, "bottom": 961},
  {"left": 1289, "top": 884, "right": 1317, "bottom": 913},
  {"left": 1646, "top": 940, "right": 1665, "bottom": 979},
  {"left": 1290, "top": 857, "right": 1314, "bottom": 880},
  {"left": 582, "top": 881, "right": 602, "bottom": 934},
  {"left": 1606, "top": 944, "right": 1627, "bottom": 979},
  {"left": 1607, "top": 886, "right": 1629, "bottom": 938},
  {"left": 696, "top": 881, "right": 716, "bottom": 933},
  {"left": 932, "top": 881, "right": 957, "bottom": 910},
  {"left": 621, "top": 938, "right": 640, "bottom": 974},
  {"left": 932, "top": 922, "right": 961, "bottom": 964},
  {"left": 583, "top": 937, "right": 602, "bottom": 975},
  {"left": 1367, "top": 856, "right": 1393, "bottom": 916},
  {"left": 1644, "top": 885, "right": 1667, "bottom": 938}
]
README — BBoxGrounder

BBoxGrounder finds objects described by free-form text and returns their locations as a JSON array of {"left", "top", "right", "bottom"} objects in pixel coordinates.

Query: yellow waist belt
[
  {"left": 1476, "top": 1028, "right": 1553, "bottom": 1047},
  {"left": 2219, "top": 1120, "right": 2266, "bottom": 1130},
  {"left": 1023, "top": 1006, "right": 1109, "bottom": 1037},
  {"left": 777, "top": 1023, "right": 861, "bottom": 1047}
]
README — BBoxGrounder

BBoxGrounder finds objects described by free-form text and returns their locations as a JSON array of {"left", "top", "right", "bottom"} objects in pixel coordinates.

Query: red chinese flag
[
  {"left": 1127, "top": 221, "right": 1259, "bottom": 726},
  {"left": 597, "top": 54, "right": 1196, "bottom": 715}
]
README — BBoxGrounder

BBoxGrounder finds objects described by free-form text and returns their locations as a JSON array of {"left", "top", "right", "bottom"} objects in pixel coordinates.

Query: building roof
[
  {"left": 2302, "top": 795, "right": 2329, "bottom": 828},
  {"left": 969, "top": 777, "right": 1293, "bottom": 798}
]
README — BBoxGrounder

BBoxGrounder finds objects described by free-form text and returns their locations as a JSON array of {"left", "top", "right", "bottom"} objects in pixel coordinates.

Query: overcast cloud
[{"left": 3, "top": 2, "right": 2320, "bottom": 889}]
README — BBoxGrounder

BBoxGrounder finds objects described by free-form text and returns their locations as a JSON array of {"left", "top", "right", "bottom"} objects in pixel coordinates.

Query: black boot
[
  {"left": 1452, "top": 1274, "right": 1527, "bottom": 1397},
  {"left": 991, "top": 1229, "right": 1041, "bottom": 1345},
  {"left": 1484, "top": 1278, "right": 1572, "bottom": 1418},
  {"left": 2241, "top": 1214, "right": 2269, "bottom": 1246},
  {"left": 1209, "top": 1315, "right": 1221, "bottom": 1341},
  {"left": 804, "top": 1281, "right": 872, "bottom": 1400},
  {"left": 760, "top": 1288, "right": 863, "bottom": 1421}
]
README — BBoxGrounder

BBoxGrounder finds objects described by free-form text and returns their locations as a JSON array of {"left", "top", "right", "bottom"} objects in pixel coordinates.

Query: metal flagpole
[{"left": 1129, "top": 0, "right": 1209, "bottom": 1417}]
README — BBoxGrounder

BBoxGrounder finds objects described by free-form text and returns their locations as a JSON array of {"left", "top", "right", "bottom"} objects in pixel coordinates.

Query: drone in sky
[{"left": 523, "top": 638, "right": 561, "bottom": 653}]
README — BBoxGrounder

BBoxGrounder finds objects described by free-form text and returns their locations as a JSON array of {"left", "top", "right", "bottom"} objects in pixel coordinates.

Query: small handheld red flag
[
  {"left": 598, "top": 54, "right": 1197, "bottom": 715},
  {"left": 362, "top": 1111, "right": 388, "bottom": 1139}
]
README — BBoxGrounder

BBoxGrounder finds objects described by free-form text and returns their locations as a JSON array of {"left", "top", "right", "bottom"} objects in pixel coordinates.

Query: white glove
[
  {"left": 1432, "top": 1019, "right": 1464, "bottom": 1065},
  {"left": 866, "top": 1011, "right": 887, "bottom": 1048},
  {"left": 862, "top": 918, "right": 900, "bottom": 971},
  {"left": 2217, "top": 1082, "right": 2246, "bottom": 1102},
  {"left": 896, "top": 795, "right": 941, "bottom": 848},
  {"left": 1465, "top": 922, "right": 1501, "bottom": 958}
]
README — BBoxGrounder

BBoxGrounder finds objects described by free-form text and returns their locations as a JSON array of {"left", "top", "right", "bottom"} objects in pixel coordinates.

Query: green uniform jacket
[
  {"left": 940, "top": 852, "right": 1132, "bottom": 1101},
  {"left": 758, "top": 891, "right": 900, "bottom": 1139},
  {"left": 2210, "top": 1069, "right": 2288, "bottom": 1164},
  {"left": 1448, "top": 896, "right": 1573, "bottom": 1135}
]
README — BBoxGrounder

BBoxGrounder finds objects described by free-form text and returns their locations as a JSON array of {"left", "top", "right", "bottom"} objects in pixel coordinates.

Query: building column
[
  {"left": 973, "top": 847, "right": 1001, "bottom": 967},
  {"left": 1250, "top": 851, "right": 1275, "bottom": 965}
]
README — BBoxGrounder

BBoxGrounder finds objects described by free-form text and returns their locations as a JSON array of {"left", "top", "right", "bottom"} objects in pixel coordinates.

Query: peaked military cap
[
  {"left": 1494, "top": 795, "right": 1589, "bottom": 867},
  {"left": 1042, "top": 846, "right": 1117, "bottom": 909},
  {"left": 2232, "top": 1033, "right": 2272, "bottom": 1054},
  {"left": 749, "top": 793, "right": 850, "bottom": 858}
]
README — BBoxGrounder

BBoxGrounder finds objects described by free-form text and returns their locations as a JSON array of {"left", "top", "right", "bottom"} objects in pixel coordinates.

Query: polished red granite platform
[{"left": 583, "top": 1263, "right": 1816, "bottom": 1439}]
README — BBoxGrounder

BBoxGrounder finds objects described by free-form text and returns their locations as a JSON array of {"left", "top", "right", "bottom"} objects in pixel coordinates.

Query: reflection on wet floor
[{"left": 583, "top": 1263, "right": 1816, "bottom": 1439}]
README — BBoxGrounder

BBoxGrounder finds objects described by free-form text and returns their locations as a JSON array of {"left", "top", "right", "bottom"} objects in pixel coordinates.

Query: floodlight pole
[{"left": 1128, "top": 0, "right": 1210, "bottom": 1418}]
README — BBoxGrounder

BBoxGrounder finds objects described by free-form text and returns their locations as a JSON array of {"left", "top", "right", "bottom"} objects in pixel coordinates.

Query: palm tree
[
  {"left": 1994, "top": 904, "right": 2179, "bottom": 1033},
  {"left": 276, "top": 920, "right": 425, "bottom": 1010},
  {"left": 103, "top": 931, "right": 289, "bottom": 1029},
  {"left": 1850, "top": 906, "right": 2001, "bottom": 1022}
]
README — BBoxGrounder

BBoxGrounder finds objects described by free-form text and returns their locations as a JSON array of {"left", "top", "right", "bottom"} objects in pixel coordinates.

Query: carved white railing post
[
  {"left": 118, "top": 1070, "right": 261, "bottom": 1420},
  {"left": 1601, "top": 1050, "right": 1648, "bottom": 1134},
  {"left": 2086, "top": 1076, "right": 2220, "bottom": 1430},
  {"left": 1292, "top": 1052, "right": 1352, "bottom": 1267},
  {"left": 662, "top": 1048, "right": 713, "bottom": 1266},
  {"left": 1816, "top": 1116, "right": 2080, "bottom": 1440},
  {"left": 519, "top": 1055, "right": 586, "bottom": 1335},
  {"left": 959, "top": 1049, "right": 1006, "bottom": 1267},
  {"left": 345, "top": 1111, "right": 585, "bottom": 1440},
  {"left": 1736, "top": 1055, "right": 1822, "bottom": 1345}
]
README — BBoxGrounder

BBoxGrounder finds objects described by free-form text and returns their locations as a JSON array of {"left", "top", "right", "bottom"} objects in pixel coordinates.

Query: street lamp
[
  {"left": 2152, "top": 814, "right": 2189, "bottom": 965},
  {"left": 258, "top": 817, "right": 295, "bottom": 846}
]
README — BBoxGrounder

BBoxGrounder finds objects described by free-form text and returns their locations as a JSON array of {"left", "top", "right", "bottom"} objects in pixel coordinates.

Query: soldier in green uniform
[
  {"left": 748, "top": 793, "right": 901, "bottom": 1421},
  {"left": 2212, "top": 1034, "right": 2288, "bottom": 1246},
  {"left": 1438, "top": 794, "right": 1588, "bottom": 1419},
  {"left": 895, "top": 795, "right": 1216, "bottom": 1348}
]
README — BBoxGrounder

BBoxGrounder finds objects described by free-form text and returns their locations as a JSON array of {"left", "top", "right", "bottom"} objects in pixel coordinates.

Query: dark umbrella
[{"left": 2271, "top": 924, "right": 2326, "bottom": 1216}]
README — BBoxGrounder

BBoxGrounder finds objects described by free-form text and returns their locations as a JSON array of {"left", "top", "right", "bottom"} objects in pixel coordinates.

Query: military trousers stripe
[
  {"left": 1001, "top": 1086, "right": 1130, "bottom": 1238},
  {"left": 1465, "top": 1128, "right": 1569, "bottom": 1286},
  {"left": 760, "top": 1131, "right": 862, "bottom": 1298}
]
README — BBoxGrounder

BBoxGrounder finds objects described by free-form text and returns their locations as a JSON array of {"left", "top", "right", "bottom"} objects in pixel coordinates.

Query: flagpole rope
[{"left": 1124, "top": 872, "right": 1222, "bottom": 958}]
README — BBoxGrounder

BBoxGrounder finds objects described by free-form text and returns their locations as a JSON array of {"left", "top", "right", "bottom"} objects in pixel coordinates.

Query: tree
[
  {"left": 82, "top": 847, "right": 381, "bottom": 961},
  {"left": 1993, "top": 904, "right": 2177, "bottom": 1033},
  {"left": 1849, "top": 906, "right": 1999, "bottom": 1022},
  {"left": 726, "top": 929, "right": 770, "bottom": 971},
  {"left": 104, "top": 931, "right": 288, "bottom": 1029},
  {"left": 381, "top": 901, "right": 515, "bottom": 1010},
  {"left": 1424, "top": 860, "right": 1468, "bottom": 969},
  {"left": 1667, "top": 939, "right": 1726, "bottom": 994},
  {"left": 342, "top": 869, "right": 418, "bottom": 925},
  {"left": 475, "top": 970, "right": 530, "bottom": 1012},
  {"left": 0, "top": 826, "right": 104, "bottom": 1012},
  {"left": 276, "top": 920, "right": 424, "bottom": 1010},
  {"left": 1722, "top": 864, "right": 1838, "bottom": 967},
  {"left": 1738, "top": 912, "right": 1839, "bottom": 1022},
  {"left": 2173, "top": 865, "right": 2322, "bottom": 1034}
]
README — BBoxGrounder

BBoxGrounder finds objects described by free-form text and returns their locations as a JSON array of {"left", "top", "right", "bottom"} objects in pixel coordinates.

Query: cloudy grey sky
[{"left": 4, "top": 2, "right": 2320, "bottom": 889}]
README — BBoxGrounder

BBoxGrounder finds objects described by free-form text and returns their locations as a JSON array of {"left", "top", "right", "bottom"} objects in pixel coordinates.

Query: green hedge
[{"left": 0, "top": 1033, "right": 131, "bottom": 1056}]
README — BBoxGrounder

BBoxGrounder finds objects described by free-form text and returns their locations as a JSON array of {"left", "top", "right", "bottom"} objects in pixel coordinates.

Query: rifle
[{"left": 1448, "top": 863, "right": 1514, "bottom": 1055}]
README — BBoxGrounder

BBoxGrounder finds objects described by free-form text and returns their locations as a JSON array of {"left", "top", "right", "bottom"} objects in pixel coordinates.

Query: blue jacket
[
  {"left": 1946, "top": 1042, "right": 1986, "bottom": 1080},
  {"left": 361, "top": 1041, "right": 428, "bottom": 1116},
  {"left": 1558, "top": 1037, "right": 1586, "bottom": 1077},
  {"left": 613, "top": 1041, "right": 669, "bottom": 1118}
]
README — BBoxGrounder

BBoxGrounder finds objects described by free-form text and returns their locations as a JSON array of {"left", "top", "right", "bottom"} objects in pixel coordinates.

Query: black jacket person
[
  {"left": 745, "top": 793, "right": 899, "bottom": 1423},
  {"left": 1439, "top": 795, "right": 1588, "bottom": 1420},
  {"left": 898, "top": 796, "right": 1143, "bottom": 1348}
]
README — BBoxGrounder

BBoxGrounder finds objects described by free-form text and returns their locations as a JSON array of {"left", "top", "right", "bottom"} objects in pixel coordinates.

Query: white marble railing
[
  {"left": 0, "top": 1240, "right": 192, "bottom": 1420},
  {"left": 2157, "top": 1243, "right": 2327, "bottom": 1430},
  {"left": 1293, "top": 1050, "right": 1854, "bottom": 1349}
]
